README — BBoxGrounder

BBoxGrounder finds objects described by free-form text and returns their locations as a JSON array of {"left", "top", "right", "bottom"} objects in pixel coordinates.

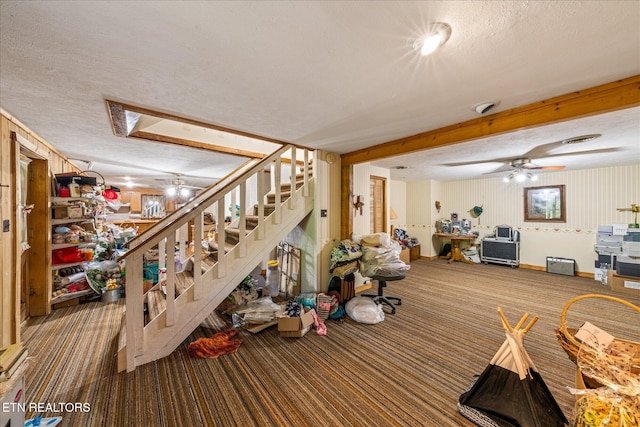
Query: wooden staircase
[{"left": 117, "top": 145, "right": 314, "bottom": 372}]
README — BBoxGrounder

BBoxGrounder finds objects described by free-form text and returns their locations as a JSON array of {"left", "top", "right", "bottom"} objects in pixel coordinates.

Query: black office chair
[{"left": 363, "top": 273, "right": 404, "bottom": 314}]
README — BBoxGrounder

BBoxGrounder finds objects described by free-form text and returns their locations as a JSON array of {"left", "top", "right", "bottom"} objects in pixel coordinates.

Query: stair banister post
[
  {"left": 274, "top": 157, "right": 282, "bottom": 224},
  {"left": 217, "top": 196, "right": 227, "bottom": 278},
  {"left": 165, "top": 231, "right": 176, "bottom": 327},
  {"left": 158, "top": 238, "right": 166, "bottom": 271},
  {"left": 303, "top": 149, "right": 310, "bottom": 197},
  {"left": 193, "top": 215, "right": 203, "bottom": 301},
  {"left": 177, "top": 223, "right": 188, "bottom": 263},
  {"left": 289, "top": 147, "right": 297, "bottom": 210},
  {"left": 125, "top": 252, "right": 145, "bottom": 370},
  {"left": 257, "top": 168, "right": 265, "bottom": 240},
  {"left": 238, "top": 180, "right": 247, "bottom": 258}
]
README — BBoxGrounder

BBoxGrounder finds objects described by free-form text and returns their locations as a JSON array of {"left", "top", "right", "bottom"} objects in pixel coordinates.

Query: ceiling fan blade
[
  {"left": 443, "top": 158, "right": 511, "bottom": 167},
  {"left": 482, "top": 166, "right": 514, "bottom": 175},
  {"left": 535, "top": 165, "right": 566, "bottom": 170}
]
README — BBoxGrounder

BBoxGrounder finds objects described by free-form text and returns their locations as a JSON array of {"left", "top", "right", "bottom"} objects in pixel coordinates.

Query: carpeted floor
[{"left": 21, "top": 259, "right": 640, "bottom": 426}]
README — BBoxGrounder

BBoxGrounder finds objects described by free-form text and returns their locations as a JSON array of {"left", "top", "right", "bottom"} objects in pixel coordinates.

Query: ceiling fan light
[
  {"left": 166, "top": 187, "right": 176, "bottom": 196},
  {"left": 503, "top": 176, "right": 510, "bottom": 183},
  {"left": 180, "top": 188, "right": 191, "bottom": 198},
  {"left": 515, "top": 173, "right": 526, "bottom": 182}
]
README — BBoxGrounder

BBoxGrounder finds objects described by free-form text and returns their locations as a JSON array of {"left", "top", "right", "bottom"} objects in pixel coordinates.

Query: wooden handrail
[
  {"left": 120, "top": 144, "right": 315, "bottom": 371},
  {"left": 121, "top": 144, "right": 296, "bottom": 259}
]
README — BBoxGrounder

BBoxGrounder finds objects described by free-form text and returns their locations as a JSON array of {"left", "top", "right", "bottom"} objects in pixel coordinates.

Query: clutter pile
[
  {"left": 554, "top": 294, "right": 640, "bottom": 427},
  {"left": 569, "top": 344, "right": 639, "bottom": 427},
  {"left": 354, "top": 232, "right": 410, "bottom": 278}
]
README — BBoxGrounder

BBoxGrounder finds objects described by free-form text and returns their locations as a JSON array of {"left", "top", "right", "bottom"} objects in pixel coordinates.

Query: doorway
[{"left": 369, "top": 176, "right": 387, "bottom": 233}]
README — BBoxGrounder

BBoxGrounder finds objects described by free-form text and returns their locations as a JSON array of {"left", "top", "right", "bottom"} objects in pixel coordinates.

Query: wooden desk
[{"left": 435, "top": 233, "right": 477, "bottom": 264}]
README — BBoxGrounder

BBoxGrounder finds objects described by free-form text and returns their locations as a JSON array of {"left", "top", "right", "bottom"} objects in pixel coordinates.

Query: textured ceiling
[{"left": 1, "top": 1, "right": 638, "bottom": 188}]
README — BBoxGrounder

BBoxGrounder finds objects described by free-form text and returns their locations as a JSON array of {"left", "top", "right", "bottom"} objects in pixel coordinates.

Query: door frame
[
  {"left": 369, "top": 175, "right": 387, "bottom": 234},
  {"left": 13, "top": 132, "right": 51, "bottom": 317}
]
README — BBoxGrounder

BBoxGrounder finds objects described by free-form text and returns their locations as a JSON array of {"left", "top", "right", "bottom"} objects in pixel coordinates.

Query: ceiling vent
[{"left": 561, "top": 134, "right": 601, "bottom": 144}]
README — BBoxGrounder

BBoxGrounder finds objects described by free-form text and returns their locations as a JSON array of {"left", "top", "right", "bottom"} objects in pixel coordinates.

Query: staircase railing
[{"left": 120, "top": 144, "right": 313, "bottom": 372}]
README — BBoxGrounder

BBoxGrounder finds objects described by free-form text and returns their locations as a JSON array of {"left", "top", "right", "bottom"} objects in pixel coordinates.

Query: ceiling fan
[
  {"left": 160, "top": 174, "right": 206, "bottom": 200},
  {"left": 491, "top": 158, "right": 565, "bottom": 182},
  {"left": 443, "top": 134, "right": 615, "bottom": 182}
]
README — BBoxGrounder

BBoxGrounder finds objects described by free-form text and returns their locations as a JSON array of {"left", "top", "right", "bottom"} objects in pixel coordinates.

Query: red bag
[{"left": 52, "top": 247, "right": 84, "bottom": 265}]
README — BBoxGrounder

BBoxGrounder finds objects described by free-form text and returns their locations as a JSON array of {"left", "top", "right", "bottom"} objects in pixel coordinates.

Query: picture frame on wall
[{"left": 524, "top": 185, "right": 566, "bottom": 222}]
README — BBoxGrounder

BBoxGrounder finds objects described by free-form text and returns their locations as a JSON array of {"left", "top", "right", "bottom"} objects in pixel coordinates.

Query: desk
[{"left": 435, "top": 233, "right": 477, "bottom": 264}]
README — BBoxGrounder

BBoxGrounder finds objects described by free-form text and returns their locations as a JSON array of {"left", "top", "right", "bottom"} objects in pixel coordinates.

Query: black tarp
[
  {"left": 458, "top": 311, "right": 568, "bottom": 427},
  {"left": 459, "top": 364, "right": 567, "bottom": 427}
]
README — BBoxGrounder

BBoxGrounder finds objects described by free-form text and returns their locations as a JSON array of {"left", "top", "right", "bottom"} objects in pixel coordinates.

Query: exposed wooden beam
[
  {"left": 340, "top": 75, "right": 640, "bottom": 239},
  {"left": 130, "top": 131, "right": 268, "bottom": 159},
  {"left": 341, "top": 75, "right": 640, "bottom": 166}
]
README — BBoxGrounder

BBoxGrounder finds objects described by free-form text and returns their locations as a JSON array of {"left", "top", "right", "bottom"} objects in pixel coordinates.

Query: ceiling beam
[
  {"left": 104, "top": 99, "right": 288, "bottom": 145},
  {"left": 130, "top": 131, "right": 268, "bottom": 159},
  {"left": 341, "top": 75, "right": 640, "bottom": 166}
]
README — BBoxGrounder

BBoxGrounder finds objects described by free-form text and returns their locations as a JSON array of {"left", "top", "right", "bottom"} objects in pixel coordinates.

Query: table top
[{"left": 434, "top": 233, "right": 477, "bottom": 240}]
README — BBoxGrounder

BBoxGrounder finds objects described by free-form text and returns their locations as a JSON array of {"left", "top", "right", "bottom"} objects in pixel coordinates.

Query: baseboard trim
[{"left": 421, "top": 258, "right": 595, "bottom": 279}]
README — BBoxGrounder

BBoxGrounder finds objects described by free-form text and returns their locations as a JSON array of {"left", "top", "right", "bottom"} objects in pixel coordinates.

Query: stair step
[
  {"left": 266, "top": 191, "right": 291, "bottom": 204},
  {"left": 279, "top": 181, "right": 305, "bottom": 192},
  {"left": 146, "top": 289, "right": 166, "bottom": 323},
  {"left": 253, "top": 203, "right": 276, "bottom": 216},
  {"left": 246, "top": 215, "right": 259, "bottom": 229},
  {"left": 144, "top": 271, "right": 194, "bottom": 325}
]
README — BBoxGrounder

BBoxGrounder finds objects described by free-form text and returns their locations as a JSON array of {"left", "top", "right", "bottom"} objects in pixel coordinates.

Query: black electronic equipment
[
  {"left": 495, "top": 225, "right": 513, "bottom": 241},
  {"left": 481, "top": 238, "right": 520, "bottom": 267},
  {"left": 546, "top": 257, "right": 575, "bottom": 276}
]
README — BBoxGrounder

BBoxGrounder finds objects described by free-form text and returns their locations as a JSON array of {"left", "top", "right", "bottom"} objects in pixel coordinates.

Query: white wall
[
  {"left": 389, "top": 180, "right": 406, "bottom": 227},
  {"left": 351, "top": 163, "right": 391, "bottom": 236},
  {"left": 284, "top": 150, "right": 341, "bottom": 293},
  {"left": 393, "top": 164, "right": 639, "bottom": 273}
]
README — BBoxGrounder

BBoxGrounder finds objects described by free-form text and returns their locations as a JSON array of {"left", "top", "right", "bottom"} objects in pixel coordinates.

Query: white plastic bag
[{"left": 345, "top": 296, "right": 385, "bottom": 324}]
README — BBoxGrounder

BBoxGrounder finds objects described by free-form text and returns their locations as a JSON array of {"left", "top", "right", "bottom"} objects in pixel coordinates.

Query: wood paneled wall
[{"left": 0, "top": 109, "right": 81, "bottom": 346}]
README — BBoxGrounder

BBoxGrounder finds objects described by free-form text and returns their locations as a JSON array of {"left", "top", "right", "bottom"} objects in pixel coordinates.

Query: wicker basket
[{"left": 554, "top": 293, "right": 640, "bottom": 389}]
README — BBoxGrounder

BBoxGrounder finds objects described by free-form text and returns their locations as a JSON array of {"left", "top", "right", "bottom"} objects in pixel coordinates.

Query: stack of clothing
[
  {"left": 329, "top": 239, "right": 362, "bottom": 278},
  {"left": 355, "top": 232, "right": 410, "bottom": 278}
]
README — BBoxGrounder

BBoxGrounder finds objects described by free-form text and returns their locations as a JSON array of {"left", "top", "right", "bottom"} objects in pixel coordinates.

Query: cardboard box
[
  {"left": 52, "top": 205, "right": 83, "bottom": 219},
  {"left": 51, "top": 206, "right": 68, "bottom": 219},
  {"left": 608, "top": 270, "right": 640, "bottom": 296},
  {"left": 594, "top": 268, "right": 607, "bottom": 282},
  {"left": 613, "top": 223, "right": 628, "bottom": 236},
  {"left": 400, "top": 248, "right": 410, "bottom": 264},
  {"left": 67, "top": 205, "right": 83, "bottom": 219},
  {"left": 278, "top": 310, "right": 314, "bottom": 338}
]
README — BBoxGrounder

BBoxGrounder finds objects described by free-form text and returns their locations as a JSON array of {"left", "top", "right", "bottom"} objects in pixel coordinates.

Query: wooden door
[
  {"left": 369, "top": 176, "right": 386, "bottom": 233},
  {"left": 20, "top": 251, "right": 29, "bottom": 322}
]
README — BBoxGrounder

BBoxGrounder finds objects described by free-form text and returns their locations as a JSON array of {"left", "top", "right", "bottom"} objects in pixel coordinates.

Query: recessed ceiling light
[
  {"left": 411, "top": 23, "right": 452, "bottom": 56},
  {"left": 473, "top": 101, "right": 500, "bottom": 115},
  {"left": 561, "top": 134, "right": 601, "bottom": 144}
]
